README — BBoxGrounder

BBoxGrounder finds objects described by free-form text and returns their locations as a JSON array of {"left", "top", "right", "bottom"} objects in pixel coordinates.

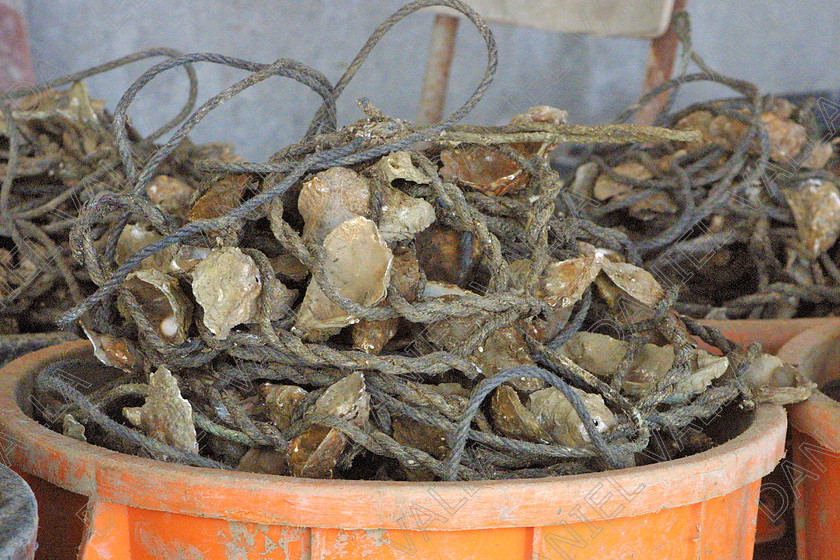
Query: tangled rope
[{"left": 22, "top": 2, "right": 765, "bottom": 481}]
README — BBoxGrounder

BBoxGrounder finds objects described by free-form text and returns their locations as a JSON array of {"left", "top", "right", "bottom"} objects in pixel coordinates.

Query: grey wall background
[{"left": 23, "top": 1, "right": 840, "bottom": 160}]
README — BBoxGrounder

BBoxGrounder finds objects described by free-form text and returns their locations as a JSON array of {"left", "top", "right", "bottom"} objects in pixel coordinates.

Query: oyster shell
[
  {"left": 527, "top": 386, "right": 617, "bottom": 447},
  {"left": 595, "top": 259, "right": 665, "bottom": 322},
  {"left": 286, "top": 372, "right": 369, "bottom": 478},
  {"left": 187, "top": 174, "right": 249, "bottom": 222},
  {"left": 556, "top": 332, "right": 728, "bottom": 399},
  {"left": 352, "top": 318, "right": 400, "bottom": 354},
  {"left": 298, "top": 167, "right": 371, "bottom": 245},
  {"left": 677, "top": 104, "right": 809, "bottom": 164},
  {"left": 593, "top": 162, "right": 653, "bottom": 201},
  {"left": 260, "top": 383, "right": 307, "bottom": 431},
  {"left": 534, "top": 252, "right": 604, "bottom": 308},
  {"left": 440, "top": 145, "right": 528, "bottom": 197},
  {"left": 352, "top": 247, "right": 422, "bottom": 353},
  {"left": 759, "top": 110, "right": 807, "bottom": 163},
  {"left": 168, "top": 245, "right": 211, "bottom": 275},
  {"left": 740, "top": 353, "right": 816, "bottom": 405},
  {"left": 82, "top": 325, "right": 144, "bottom": 372},
  {"left": 439, "top": 106, "right": 567, "bottom": 197},
  {"left": 294, "top": 217, "right": 393, "bottom": 340},
  {"left": 491, "top": 385, "right": 552, "bottom": 443},
  {"left": 422, "top": 300, "right": 543, "bottom": 391},
  {"left": 802, "top": 141, "right": 834, "bottom": 169},
  {"left": 115, "top": 223, "right": 174, "bottom": 270},
  {"left": 471, "top": 325, "right": 544, "bottom": 392},
  {"left": 377, "top": 187, "right": 436, "bottom": 243},
  {"left": 556, "top": 332, "right": 631, "bottom": 378},
  {"left": 123, "top": 366, "right": 198, "bottom": 453},
  {"left": 374, "top": 151, "right": 430, "bottom": 184},
  {"left": 593, "top": 161, "right": 678, "bottom": 220},
  {"left": 415, "top": 224, "right": 481, "bottom": 284},
  {"left": 783, "top": 179, "right": 840, "bottom": 260},
  {"left": 62, "top": 414, "right": 86, "bottom": 442},
  {"left": 146, "top": 174, "right": 195, "bottom": 215},
  {"left": 237, "top": 448, "right": 287, "bottom": 475},
  {"left": 120, "top": 268, "right": 193, "bottom": 344},
  {"left": 623, "top": 348, "right": 728, "bottom": 399},
  {"left": 392, "top": 415, "right": 450, "bottom": 459},
  {"left": 191, "top": 247, "right": 262, "bottom": 339},
  {"left": 509, "top": 105, "right": 569, "bottom": 158}
]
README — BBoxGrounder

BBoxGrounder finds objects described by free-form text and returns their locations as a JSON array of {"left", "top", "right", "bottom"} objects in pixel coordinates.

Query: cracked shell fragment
[
  {"left": 783, "top": 179, "right": 840, "bottom": 260},
  {"left": 294, "top": 217, "right": 393, "bottom": 340},
  {"left": 191, "top": 247, "right": 262, "bottom": 339},
  {"left": 527, "top": 386, "right": 617, "bottom": 447},
  {"left": 123, "top": 366, "right": 198, "bottom": 454}
]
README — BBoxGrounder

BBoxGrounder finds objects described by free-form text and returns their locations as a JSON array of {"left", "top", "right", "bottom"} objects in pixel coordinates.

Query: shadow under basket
[{"left": 0, "top": 340, "right": 786, "bottom": 560}]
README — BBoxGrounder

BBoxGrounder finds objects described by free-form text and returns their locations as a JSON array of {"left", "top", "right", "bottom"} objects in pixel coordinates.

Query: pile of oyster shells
[
  {"left": 571, "top": 96, "right": 840, "bottom": 319},
  {"left": 48, "top": 103, "right": 815, "bottom": 481},
  {"left": 0, "top": 83, "right": 236, "bottom": 335}
]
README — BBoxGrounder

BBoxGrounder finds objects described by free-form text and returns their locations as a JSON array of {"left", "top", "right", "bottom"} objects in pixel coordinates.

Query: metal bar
[
  {"left": 635, "top": 0, "right": 687, "bottom": 126},
  {"left": 417, "top": 13, "right": 459, "bottom": 125},
  {"left": 0, "top": 0, "right": 35, "bottom": 91}
]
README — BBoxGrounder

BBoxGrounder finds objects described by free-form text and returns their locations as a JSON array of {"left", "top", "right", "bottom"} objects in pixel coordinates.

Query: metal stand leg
[
  {"left": 418, "top": 13, "right": 459, "bottom": 125},
  {"left": 635, "top": 0, "right": 688, "bottom": 126},
  {"left": 0, "top": 0, "right": 35, "bottom": 91}
]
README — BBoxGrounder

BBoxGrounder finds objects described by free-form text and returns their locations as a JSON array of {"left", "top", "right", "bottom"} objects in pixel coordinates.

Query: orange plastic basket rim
[{"left": 0, "top": 340, "right": 786, "bottom": 530}]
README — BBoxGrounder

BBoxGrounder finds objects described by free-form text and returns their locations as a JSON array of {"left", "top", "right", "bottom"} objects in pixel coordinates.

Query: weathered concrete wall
[{"left": 23, "top": 0, "right": 840, "bottom": 159}]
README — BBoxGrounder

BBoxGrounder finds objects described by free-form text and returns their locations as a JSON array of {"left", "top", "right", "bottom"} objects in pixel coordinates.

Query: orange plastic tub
[
  {"left": 0, "top": 341, "right": 786, "bottom": 560},
  {"left": 699, "top": 317, "right": 839, "bottom": 355},
  {"left": 700, "top": 317, "right": 840, "bottom": 548},
  {"left": 777, "top": 323, "right": 840, "bottom": 560}
]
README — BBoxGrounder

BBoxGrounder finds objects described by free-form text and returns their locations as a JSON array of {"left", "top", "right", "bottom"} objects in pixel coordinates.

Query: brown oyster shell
[
  {"left": 415, "top": 224, "right": 481, "bottom": 284},
  {"left": 146, "top": 174, "right": 195, "bottom": 215},
  {"left": 286, "top": 372, "right": 369, "bottom": 478},
  {"left": 440, "top": 145, "right": 528, "bottom": 197},
  {"left": 260, "top": 383, "right": 307, "bottom": 431},
  {"left": 352, "top": 246, "right": 422, "bottom": 354}
]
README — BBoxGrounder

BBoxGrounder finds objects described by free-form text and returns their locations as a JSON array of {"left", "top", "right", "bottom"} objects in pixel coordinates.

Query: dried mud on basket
[
  {"left": 568, "top": 12, "right": 840, "bottom": 320},
  {"left": 19, "top": 1, "right": 814, "bottom": 482}
]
